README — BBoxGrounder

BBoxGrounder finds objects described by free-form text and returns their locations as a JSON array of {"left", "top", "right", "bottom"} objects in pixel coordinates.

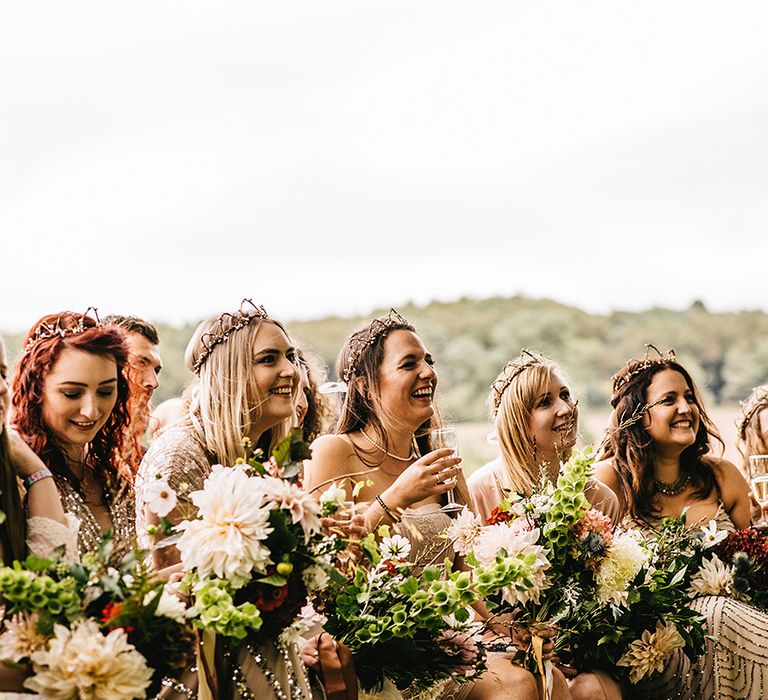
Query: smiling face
[
  {"left": 249, "top": 322, "right": 299, "bottom": 435},
  {"left": 527, "top": 369, "right": 578, "bottom": 466},
  {"left": 643, "top": 368, "right": 700, "bottom": 453},
  {"left": 375, "top": 329, "right": 437, "bottom": 431},
  {"left": 40, "top": 347, "right": 119, "bottom": 456}
]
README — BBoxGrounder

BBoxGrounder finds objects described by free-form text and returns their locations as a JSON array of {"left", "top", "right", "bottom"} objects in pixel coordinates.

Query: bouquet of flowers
[
  {"left": 554, "top": 512, "right": 709, "bottom": 684},
  {"left": 146, "top": 430, "right": 343, "bottom": 662},
  {"left": 0, "top": 535, "right": 194, "bottom": 699},
  {"left": 317, "top": 525, "right": 487, "bottom": 697},
  {"left": 446, "top": 449, "right": 706, "bottom": 686},
  {"left": 687, "top": 523, "right": 768, "bottom": 609}
]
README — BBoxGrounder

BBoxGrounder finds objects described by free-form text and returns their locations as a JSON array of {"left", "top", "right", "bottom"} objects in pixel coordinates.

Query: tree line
[{"left": 5, "top": 296, "right": 768, "bottom": 422}]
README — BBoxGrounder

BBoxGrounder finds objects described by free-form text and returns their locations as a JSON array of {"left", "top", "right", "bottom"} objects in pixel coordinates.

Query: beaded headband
[
  {"left": 24, "top": 308, "right": 101, "bottom": 355},
  {"left": 489, "top": 349, "right": 546, "bottom": 415},
  {"left": 611, "top": 345, "right": 677, "bottom": 395},
  {"left": 192, "top": 299, "right": 269, "bottom": 375},
  {"left": 341, "top": 308, "right": 409, "bottom": 383},
  {"left": 736, "top": 385, "right": 768, "bottom": 439}
]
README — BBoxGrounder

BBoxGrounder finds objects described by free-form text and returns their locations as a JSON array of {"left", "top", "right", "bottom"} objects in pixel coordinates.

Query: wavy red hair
[{"left": 11, "top": 312, "right": 134, "bottom": 496}]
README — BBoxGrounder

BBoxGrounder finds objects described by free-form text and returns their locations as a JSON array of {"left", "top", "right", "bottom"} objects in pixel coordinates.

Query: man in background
[{"left": 104, "top": 315, "right": 162, "bottom": 470}]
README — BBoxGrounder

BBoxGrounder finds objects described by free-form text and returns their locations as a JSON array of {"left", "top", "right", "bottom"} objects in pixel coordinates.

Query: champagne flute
[
  {"left": 431, "top": 427, "right": 463, "bottom": 513},
  {"left": 749, "top": 454, "right": 768, "bottom": 528}
]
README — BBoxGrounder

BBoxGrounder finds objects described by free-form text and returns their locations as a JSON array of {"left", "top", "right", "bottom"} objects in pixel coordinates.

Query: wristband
[
  {"left": 375, "top": 494, "right": 401, "bottom": 524},
  {"left": 23, "top": 468, "right": 54, "bottom": 490}
]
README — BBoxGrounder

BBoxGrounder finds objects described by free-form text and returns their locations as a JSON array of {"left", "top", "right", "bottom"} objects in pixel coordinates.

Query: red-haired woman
[
  {"left": 0, "top": 333, "right": 75, "bottom": 694},
  {"left": 12, "top": 311, "right": 136, "bottom": 565}
]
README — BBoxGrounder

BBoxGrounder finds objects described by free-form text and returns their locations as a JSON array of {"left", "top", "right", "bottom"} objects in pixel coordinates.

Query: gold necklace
[{"left": 361, "top": 432, "right": 418, "bottom": 462}]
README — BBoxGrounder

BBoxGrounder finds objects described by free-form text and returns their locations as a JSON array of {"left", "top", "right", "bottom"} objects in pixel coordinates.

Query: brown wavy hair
[
  {"left": 296, "top": 346, "right": 335, "bottom": 444},
  {"left": 603, "top": 357, "right": 722, "bottom": 523},
  {"left": 334, "top": 316, "right": 469, "bottom": 508},
  {"left": 11, "top": 312, "right": 133, "bottom": 499}
]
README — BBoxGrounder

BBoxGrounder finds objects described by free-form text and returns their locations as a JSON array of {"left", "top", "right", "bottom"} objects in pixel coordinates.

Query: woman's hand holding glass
[{"left": 384, "top": 448, "right": 462, "bottom": 511}]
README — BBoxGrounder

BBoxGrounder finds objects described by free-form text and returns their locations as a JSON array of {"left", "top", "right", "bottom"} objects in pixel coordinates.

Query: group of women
[{"left": 0, "top": 304, "right": 767, "bottom": 699}]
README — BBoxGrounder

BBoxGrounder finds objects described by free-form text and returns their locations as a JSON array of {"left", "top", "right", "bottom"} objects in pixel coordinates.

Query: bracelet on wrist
[
  {"left": 375, "top": 494, "right": 401, "bottom": 524},
  {"left": 23, "top": 468, "right": 54, "bottom": 491}
]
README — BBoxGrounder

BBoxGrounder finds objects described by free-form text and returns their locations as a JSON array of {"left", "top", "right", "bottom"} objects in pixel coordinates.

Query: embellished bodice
[
  {"left": 396, "top": 503, "right": 454, "bottom": 571},
  {"left": 623, "top": 501, "right": 736, "bottom": 538},
  {"left": 53, "top": 475, "right": 135, "bottom": 566},
  {"left": 135, "top": 422, "right": 213, "bottom": 548}
]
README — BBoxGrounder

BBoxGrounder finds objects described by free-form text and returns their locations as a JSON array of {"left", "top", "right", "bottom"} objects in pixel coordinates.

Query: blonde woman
[
  {"left": 736, "top": 384, "right": 768, "bottom": 476},
  {"left": 468, "top": 352, "right": 622, "bottom": 700},
  {"left": 469, "top": 352, "right": 619, "bottom": 524},
  {"left": 136, "top": 302, "right": 310, "bottom": 699}
]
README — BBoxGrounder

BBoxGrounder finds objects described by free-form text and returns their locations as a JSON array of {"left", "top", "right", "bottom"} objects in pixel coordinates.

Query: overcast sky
[{"left": 2, "top": 1, "right": 767, "bottom": 333}]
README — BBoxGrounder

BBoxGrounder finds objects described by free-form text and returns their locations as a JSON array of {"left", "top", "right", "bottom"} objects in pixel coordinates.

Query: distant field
[{"left": 456, "top": 404, "right": 745, "bottom": 479}]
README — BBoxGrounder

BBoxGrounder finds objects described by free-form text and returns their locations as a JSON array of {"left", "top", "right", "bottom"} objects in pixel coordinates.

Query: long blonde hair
[
  {"left": 488, "top": 352, "right": 562, "bottom": 496},
  {"left": 737, "top": 385, "right": 768, "bottom": 474},
  {"left": 184, "top": 315, "right": 295, "bottom": 464}
]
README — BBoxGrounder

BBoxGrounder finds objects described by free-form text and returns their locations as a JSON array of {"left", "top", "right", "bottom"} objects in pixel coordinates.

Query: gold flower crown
[
  {"left": 489, "top": 349, "right": 545, "bottom": 415},
  {"left": 611, "top": 345, "right": 677, "bottom": 395},
  {"left": 24, "top": 308, "right": 101, "bottom": 355},
  {"left": 341, "top": 308, "right": 409, "bottom": 383},
  {"left": 192, "top": 299, "right": 269, "bottom": 375},
  {"left": 736, "top": 385, "right": 768, "bottom": 439}
]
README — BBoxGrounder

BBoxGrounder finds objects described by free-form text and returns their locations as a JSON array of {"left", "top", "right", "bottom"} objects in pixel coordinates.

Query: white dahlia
[
  {"left": 688, "top": 554, "right": 735, "bottom": 597},
  {"left": 177, "top": 464, "right": 274, "bottom": 587},
  {"left": 473, "top": 522, "right": 541, "bottom": 565},
  {"left": 24, "top": 620, "right": 153, "bottom": 699},
  {"left": 0, "top": 612, "right": 47, "bottom": 662},
  {"left": 596, "top": 530, "right": 648, "bottom": 607},
  {"left": 260, "top": 475, "right": 322, "bottom": 542},
  {"left": 444, "top": 506, "right": 482, "bottom": 556},
  {"left": 617, "top": 620, "right": 686, "bottom": 683}
]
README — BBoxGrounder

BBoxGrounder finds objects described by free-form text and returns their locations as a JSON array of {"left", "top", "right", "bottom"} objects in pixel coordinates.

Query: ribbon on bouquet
[
  {"left": 311, "top": 632, "right": 358, "bottom": 700},
  {"left": 530, "top": 634, "right": 554, "bottom": 700}
]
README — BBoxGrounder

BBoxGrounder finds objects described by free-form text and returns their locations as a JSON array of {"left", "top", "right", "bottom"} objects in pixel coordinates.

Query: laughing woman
[
  {"left": 304, "top": 311, "right": 571, "bottom": 700},
  {"left": 595, "top": 351, "right": 767, "bottom": 699},
  {"left": 136, "top": 302, "right": 312, "bottom": 700},
  {"left": 468, "top": 352, "right": 622, "bottom": 700}
]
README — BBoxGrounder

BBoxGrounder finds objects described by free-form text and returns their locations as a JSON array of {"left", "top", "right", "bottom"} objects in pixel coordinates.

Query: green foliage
[{"left": 7, "top": 296, "right": 766, "bottom": 415}]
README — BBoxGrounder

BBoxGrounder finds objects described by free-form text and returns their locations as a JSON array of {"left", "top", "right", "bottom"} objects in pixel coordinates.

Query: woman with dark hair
[
  {"left": 294, "top": 346, "right": 335, "bottom": 444},
  {"left": 595, "top": 350, "right": 767, "bottom": 699},
  {"left": 304, "top": 310, "right": 570, "bottom": 700},
  {"left": 11, "top": 311, "right": 136, "bottom": 565}
]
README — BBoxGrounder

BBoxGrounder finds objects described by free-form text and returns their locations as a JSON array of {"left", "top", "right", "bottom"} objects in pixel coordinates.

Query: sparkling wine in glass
[
  {"left": 749, "top": 454, "right": 768, "bottom": 527},
  {"left": 431, "top": 427, "right": 463, "bottom": 514}
]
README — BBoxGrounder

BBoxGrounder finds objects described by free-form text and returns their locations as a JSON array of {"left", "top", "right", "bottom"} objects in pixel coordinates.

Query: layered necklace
[
  {"left": 654, "top": 469, "right": 690, "bottom": 496},
  {"left": 361, "top": 431, "right": 419, "bottom": 462}
]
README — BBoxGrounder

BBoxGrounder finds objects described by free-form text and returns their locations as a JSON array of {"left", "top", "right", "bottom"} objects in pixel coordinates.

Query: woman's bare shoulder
[
  {"left": 706, "top": 456, "right": 749, "bottom": 493},
  {"left": 593, "top": 458, "right": 619, "bottom": 490},
  {"left": 309, "top": 434, "right": 356, "bottom": 462}
]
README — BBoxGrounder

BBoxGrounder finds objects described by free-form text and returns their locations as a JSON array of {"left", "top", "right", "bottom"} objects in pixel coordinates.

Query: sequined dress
[
  {"left": 137, "top": 423, "right": 313, "bottom": 700},
  {"left": 52, "top": 475, "right": 135, "bottom": 566},
  {"left": 627, "top": 505, "right": 768, "bottom": 700}
]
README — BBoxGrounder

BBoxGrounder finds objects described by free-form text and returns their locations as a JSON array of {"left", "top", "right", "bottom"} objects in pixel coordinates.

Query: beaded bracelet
[
  {"left": 375, "top": 494, "right": 401, "bottom": 524},
  {"left": 23, "top": 468, "right": 53, "bottom": 490}
]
